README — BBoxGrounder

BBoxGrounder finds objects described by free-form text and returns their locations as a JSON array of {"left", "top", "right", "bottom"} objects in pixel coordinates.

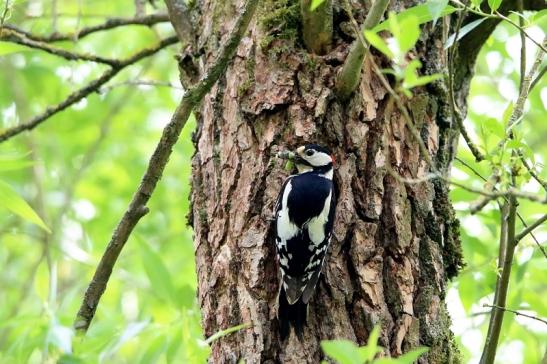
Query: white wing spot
[
  {"left": 277, "top": 181, "right": 299, "bottom": 240},
  {"left": 306, "top": 191, "right": 332, "bottom": 245}
]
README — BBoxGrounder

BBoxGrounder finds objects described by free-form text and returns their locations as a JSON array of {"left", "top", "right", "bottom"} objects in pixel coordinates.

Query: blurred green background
[{"left": 0, "top": 1, "right": 545, "bottom": 363}]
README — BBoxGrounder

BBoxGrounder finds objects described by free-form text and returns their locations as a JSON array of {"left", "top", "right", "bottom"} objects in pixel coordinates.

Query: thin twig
[
  {"left": 517, "top": 0, "right": 525, "bottom": 95},
  {"left": 449, "top": 0, "right": 547, "bottom": 53},
  {"left": 341, "top": 6, "right": 437, "bottom": 171},
  {"left": 0, "top": 0, "right": 12, "bottom": 29},
  {"left": 99, "top": 79, "right": 183, "bottom": 93},
  {"left": 494, "top": 11, "right": 547, "bottom": 54},
  {"left": 483, "top": 304, "right": 547, "bottom": 326},
  {"left": 2, "top": 13, "right": 170, "bottom": 42},
  {"left": 515, "top": 214, "right": 547, "bottom": 244},
  {"left": 519, "top": 155, "right": 547, "bottom": 191},
  {"left": 0, "top": 28, "right": 120, "bottom": 65},
  {"left": 51, "top": 0, "right": 58, "bottom": 33},
  {"left": 529, "top": 66, "right": 545, "bottom": 92},
  {"left": 447, "top": 0, "right": 485, "bottom": 162},
  {"left": 469, "top": 171, "right": 500, "bottom": 214},
  {"left": 506, "top": 37, "right": 545, "bottom": 130},
  {"left": 454, "top": 158, "right": 546, "bottom": 259},
  {"left": 0, "top": 35, "right": 179, "bottom": 143},
  {"left": 73, "top": 0, "right": 260, "bottom": 333},
  {"left": 449, "top": 180, "right": 546, "bottom": 203}
]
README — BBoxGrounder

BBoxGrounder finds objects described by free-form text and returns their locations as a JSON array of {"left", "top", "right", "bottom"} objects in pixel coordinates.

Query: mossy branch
[
  {"left": 300, "top": 0, "right": 333, "bottom": 55},
  {"left": 334, "top": 0, "right": 390, "bottom": 99},
  {"left": 73, "top": 0, "right": 259, "bottom": 333}
]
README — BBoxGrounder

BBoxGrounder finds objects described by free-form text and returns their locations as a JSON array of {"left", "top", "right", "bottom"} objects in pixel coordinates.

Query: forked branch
[
  {"left": 1, "top": 13, "right": 169, "bottom": 42},
  {"left": 0, "top": 36, "right": 179, "bottom": 143}
]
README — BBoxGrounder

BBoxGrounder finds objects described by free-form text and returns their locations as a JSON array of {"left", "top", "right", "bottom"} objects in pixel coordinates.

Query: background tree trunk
[{"left": 189, "top": 0, "right": 470, "bottom": 362}]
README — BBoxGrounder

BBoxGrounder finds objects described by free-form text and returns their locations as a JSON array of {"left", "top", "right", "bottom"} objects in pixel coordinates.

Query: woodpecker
[{"left": 274, "top": 144, "right": 336, "bottom": 340}]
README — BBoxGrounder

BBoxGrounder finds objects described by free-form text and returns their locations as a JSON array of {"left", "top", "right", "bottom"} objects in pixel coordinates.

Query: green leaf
[
  {"left": 321, "top": 340, "right": 362, "bottom": 364},
  {"left": 373, "top": 3, "right": 457, "bottom": 32},
  {"left": 0, "top": 153, "right": 35, "bottom": 172},
  {"left": 139, "top": 334, "right": 166, "bottom": 364},
  {"left": 445, "top": 18, "right": 487, "bottom": 49},
  {"left": 362, "top": 326, "right": 380, "bottom": 361},
  {"left": 140, "top": 239, "right": 176, "bottom": 303},
  {"left": 427, "top": 0, "right": 449, "bottom": 26},
  {"left": 404, "top": 74, "right": 443, "bottom": 88},
  {"left": 0, "top": 179, "right": 51, "bottom": 232},
  {"left": 402, "top": 60, "right": 443, "bottom": 89},
  {"left": 502, "top": 102, "right": 514, "bottom": 126},
  {"left": 310, "top": 0, "right": 326, "bottom": 11},
  {"left": 487, "top": 0, "right": 502, "bottom": 12},
  {"left": 375, "top": 347, "right": 428, "bottom": 363},
  {"left": 396, "top": 16, "right": 420, "bottom": 54},
  {"left": 58, "top": 355, "right": 85, "bottom": 364},
  {"left": 531, "top": 9, "right": 547, "bottom": 28},
  {"left": 203, "top": 323, "right": 251, "bottom": 345},
  {"left": 0, "top": 41, "right": 29, "bottom": 56},
  {"left": 364, "top": 30, "right": 394, "bottom": 59},
  {"left": 394, "top": 347, "right": 428, "bottom": 363},
  {"left": 482, "top": 118, "right": 505, "bottom": 139}
]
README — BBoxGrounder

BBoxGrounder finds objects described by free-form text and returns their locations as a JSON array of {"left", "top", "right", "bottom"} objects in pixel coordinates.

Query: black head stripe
[
  {"left": 304, "top": 144, "right": 331, "bottom": 155},
  {"left": 294, "top": 155, "right": 313, "bottom": 167}
]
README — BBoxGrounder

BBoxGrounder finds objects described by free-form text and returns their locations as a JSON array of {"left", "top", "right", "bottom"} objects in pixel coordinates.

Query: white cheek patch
[
  {"left": 307, "top": 152, "right": 332, "bottom": 167},
  {"left": 306, "top": 191, "right": 332, "bottom": 245}
]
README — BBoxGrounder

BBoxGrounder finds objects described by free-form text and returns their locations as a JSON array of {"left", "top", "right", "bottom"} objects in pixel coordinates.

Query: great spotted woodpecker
[{"left": 274, "top": 144, "right": 336, "bottom": 340}]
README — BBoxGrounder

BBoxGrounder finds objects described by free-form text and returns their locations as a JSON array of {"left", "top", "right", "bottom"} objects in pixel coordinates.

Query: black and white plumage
[{"left": 274, "top": 144, "right": 336, "bottom": 340}]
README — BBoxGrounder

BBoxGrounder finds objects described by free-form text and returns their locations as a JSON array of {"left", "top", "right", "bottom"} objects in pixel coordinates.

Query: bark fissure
[{"left": 185, "top": 0, "right": 510, "bottom": 362}]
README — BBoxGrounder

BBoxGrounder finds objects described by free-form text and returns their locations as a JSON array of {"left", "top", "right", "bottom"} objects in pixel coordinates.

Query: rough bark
[{"left": 188, "top": 0, "right": 471, "bottom": 362}]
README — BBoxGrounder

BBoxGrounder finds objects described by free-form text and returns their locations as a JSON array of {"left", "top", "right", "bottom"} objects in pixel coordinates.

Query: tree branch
[
  {"left": 455, "top": 157, "right": 545, "bottom": 258},
  {"left": 1, "top": 13, "right": 169, "bottom": 42},
  {"left": 447, "top": 0, "right": 485, "bottom": 162},
  {"left": 0, "top": 28, "right": 120, "bottom": 65},
  {"left": 0, "top": 35, "right": 179, "bottom": 144},
  {"left": 449, "top": 180, "right": 546, "bottom": 204},
  {"left": 482, "top": 304, "right": 547, "bottom": 326},
  {"left": 469, "top": 171, "right": 500, "bottom": 213},
  {"left": 163, "top": 0, "right": 195, "bottom": 47},
  {"left": 452, "top": 0, "right": 544, "bottom": 90},
  {"left": 515, "top": 214, "right": 547, "bottom": 244},
  {"left": 73, "top": 0, "right": 259, "bottom": 333},
  {"left": 300, "top": 0, "right": 332, "bottom": 55},
  {"left": 334, "top": 0, "right": 390, "bottom": 99},
  {"left": 480, "top": 194, "right": 517, "bottom": 364},
  {"left": 519, "top": 154, "right": 547, "bottom": 192}
]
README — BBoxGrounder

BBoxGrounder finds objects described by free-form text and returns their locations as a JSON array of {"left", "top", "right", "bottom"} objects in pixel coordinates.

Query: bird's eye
[{"left": 305, "top": 149, "right": 315, "bottom": 157}]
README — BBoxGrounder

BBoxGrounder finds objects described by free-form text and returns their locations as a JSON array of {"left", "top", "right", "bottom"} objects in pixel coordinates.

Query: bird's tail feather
[{"left": 278, "top": 288, "right": 308, "bottom": 340}]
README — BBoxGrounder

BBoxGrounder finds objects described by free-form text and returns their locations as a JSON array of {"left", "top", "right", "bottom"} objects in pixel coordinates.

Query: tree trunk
[{"left": 188, "top": 0, "right": 470, "bottom": 362}]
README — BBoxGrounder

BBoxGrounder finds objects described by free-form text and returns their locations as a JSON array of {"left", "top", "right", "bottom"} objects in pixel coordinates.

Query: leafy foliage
[
  {"left": 449, "top": 19, "right": 547, "bottom": 364},
  {"left": 0, "top": 0, "right": 545, "bottom": 363},
  {"left": 321, "top": 326, "right": 428, "bottom": 364}
]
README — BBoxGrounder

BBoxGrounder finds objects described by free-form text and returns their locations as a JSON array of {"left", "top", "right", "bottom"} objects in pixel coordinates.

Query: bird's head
[{"left": 289, "top": 144, "right": 335, "bottom": 176}]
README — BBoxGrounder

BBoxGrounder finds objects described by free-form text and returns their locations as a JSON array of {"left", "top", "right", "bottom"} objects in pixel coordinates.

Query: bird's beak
[{"left": 288, "top": 152, "right": 304, "bottom": 164}]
